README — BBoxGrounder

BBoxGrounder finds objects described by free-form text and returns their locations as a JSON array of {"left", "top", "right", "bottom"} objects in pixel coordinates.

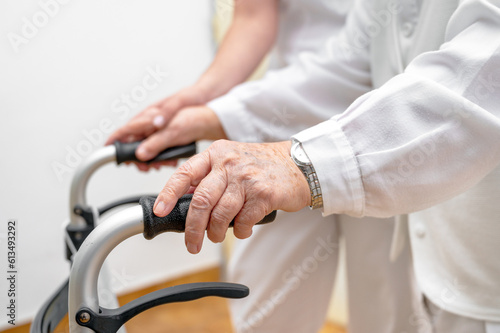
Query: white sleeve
[
  {"left": 207, "top": 0, "right": 373, "bottom": 142},
  {"left": 294, "top": 0, "right": 500, "bottom": 218}
]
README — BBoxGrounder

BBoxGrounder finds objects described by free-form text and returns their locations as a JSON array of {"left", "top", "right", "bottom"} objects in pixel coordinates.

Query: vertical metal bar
[
  {"left": 68, "top": 146, "right": 116, "bottom": 227},
  {"left": 68, "top": 205, "right": 144, "bottom": 333}
]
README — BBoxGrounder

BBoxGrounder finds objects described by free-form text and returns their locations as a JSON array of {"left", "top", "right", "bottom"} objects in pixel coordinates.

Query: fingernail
[
  {"left": 137, "top": 146, "right": 154, "bottom": 161},
  {"left": 153, "top": 115, "right": 165, "bottom": 128},
  {"left": 186, "top": 242, "right": 199, "bottom": 254},
  {"left": 154, "top": 201, "right": 167, "bottom": 216}
]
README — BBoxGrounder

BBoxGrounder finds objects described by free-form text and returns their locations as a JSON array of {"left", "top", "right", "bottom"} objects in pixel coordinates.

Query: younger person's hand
[
  {"left": 131, "top": 106, "right": 227, "bottom": 172},
  {"left": 105, "top": 85, "right": 210, "bottom": 150}
]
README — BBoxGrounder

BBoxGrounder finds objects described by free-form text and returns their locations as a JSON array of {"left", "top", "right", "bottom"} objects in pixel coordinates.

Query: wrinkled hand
[
  {"left": 105, "top": 85, "right": 210, "bottom": 158},
  {"left": 153, "top": 140, "right": 311, "bottom": 254}
]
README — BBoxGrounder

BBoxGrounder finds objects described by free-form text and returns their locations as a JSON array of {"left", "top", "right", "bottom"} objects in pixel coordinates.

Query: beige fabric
[{"left": 213, "top": 0, "right": 270, "bottom": 81}]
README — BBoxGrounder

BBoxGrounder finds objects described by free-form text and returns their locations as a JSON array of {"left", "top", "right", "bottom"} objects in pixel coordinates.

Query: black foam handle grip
[
  {"left": 140, "top": 194, "right": 277, "bottom": 240},
  {"left": 114, "top": 141, "right": 197, "bottom": 165}
]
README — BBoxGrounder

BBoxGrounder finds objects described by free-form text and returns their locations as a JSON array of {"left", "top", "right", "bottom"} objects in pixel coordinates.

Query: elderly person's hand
[{"left": 153, "top": 140, "right": 311, "bottom": 254}]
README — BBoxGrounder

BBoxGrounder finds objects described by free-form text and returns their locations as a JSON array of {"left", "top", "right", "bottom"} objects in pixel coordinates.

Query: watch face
[{"left": 292, "top": 142, "right": 311, "bottom": 166}]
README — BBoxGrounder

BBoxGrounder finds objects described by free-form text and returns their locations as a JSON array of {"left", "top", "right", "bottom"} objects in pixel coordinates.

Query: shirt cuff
[
  {"left": 207, "top": 94, "right": 261, "bottom": 143},
  {"left": 292, "top": 118, "right": 365, "bottom": 217}
]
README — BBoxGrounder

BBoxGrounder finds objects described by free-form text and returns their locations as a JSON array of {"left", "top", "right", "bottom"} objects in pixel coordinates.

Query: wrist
[
  {"left": 193, "top": 76, "right": 220, "bottom": 103},
  {"left": 198, "top": 106, "right": 228, "bottom": 141},
  {"left": 290, "top": 139, "right": 323, "bottom": 210},
  {"left": 275, "top": 141, "right": 311, "bottom": 209}
]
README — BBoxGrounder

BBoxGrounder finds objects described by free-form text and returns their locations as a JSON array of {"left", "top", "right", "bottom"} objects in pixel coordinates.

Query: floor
[{"left": 6, "top": 268, "right": 345, "bottom": 333}]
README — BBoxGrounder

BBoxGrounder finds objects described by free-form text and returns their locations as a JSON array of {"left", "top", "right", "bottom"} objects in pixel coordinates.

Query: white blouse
[{"left": 212, "top": 0, "right": 500, "bottom": 321}]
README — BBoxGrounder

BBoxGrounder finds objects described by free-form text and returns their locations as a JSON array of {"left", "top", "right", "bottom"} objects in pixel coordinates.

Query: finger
[
  {"left": 106, "top": 116, "right": 157, "bottom": 145},
  {"left": 135, "top": 128, "right": 175, "bottom": 161},
  {"left": 126, "top": 134, "right": 140, "bottom": 143},
  {"left": 135, "top": 162, "right": 151, "bottom": 172},
  {"left": 233, "top": 200, "right": 272, "bottom": 240},
  {"left": 153, "top": 152, "right": 212, "bottom": 217},
  {"left": 137, "top": 126, "right": 195, "bottom": 162},
  {"left": 206, "top": 184, "right": 244, "bottom": 243},
  {"left": 145, "top": 105, "right": 167, "bottom": 129},
  {"left": 157, "top": 98, "right": 183, "bottom": 123},
  {"left": 185, "top": 170, "right": 228, "bottom": 253},
  {"left": 150, "top": 161, "right": 175, "bottom": 170},
  {"left": 130, "top": 105, "right": 160, "bottom": 121}
]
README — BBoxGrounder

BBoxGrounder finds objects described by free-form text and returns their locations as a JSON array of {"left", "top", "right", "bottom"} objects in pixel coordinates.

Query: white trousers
[{"left": 227, "top": 208, "right": 422, "bottom": 333}]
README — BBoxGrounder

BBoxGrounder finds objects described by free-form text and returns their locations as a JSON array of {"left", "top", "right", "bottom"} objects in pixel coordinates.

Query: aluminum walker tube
[{"left": 68, "top": 205, "right": 144, "bottom": 333}]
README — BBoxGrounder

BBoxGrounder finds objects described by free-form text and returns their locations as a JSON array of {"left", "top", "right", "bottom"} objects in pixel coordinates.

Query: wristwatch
[{"left": 290, "top": 139, "right": 323, "bottom": 209}]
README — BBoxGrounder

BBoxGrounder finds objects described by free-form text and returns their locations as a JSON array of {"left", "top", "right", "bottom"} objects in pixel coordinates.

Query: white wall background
[{"left": 0, "top": 1, "right": 220, "bottom": 328}]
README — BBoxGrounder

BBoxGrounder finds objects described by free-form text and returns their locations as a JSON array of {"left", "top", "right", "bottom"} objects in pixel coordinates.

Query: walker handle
[
  {"left": 140, "top": 194, "right": 277, "bottom": 240},
  {"left": 114, "top": 141, "right": 196, "bottom": 165}
]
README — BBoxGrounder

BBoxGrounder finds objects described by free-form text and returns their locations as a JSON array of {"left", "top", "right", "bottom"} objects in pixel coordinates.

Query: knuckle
[
  {"left": 234, "top": 211, "right": 255, "bottom": 229},
  {"left": 241, "top": 201, "right": 270, "bottom": 223},
  {"left": 176, "top": 162, "right": 194, "bottom": 179},
  {"left": 253, "top": 184, "right": 275, "bottom": 204},
  {"left": 240, "top": 169, "right": 257, "bottom": 183},
  {"left": 208, "top": 141, "right": 220, "bottom": 153},
  {"left": 190, "top": 191, "right": 213, "bottom": 211},
  {"left": 185, "top": 226, "right": 205, "bottom": 240},
  {"left": 222, "top": 152, "right": 240, "bottom": 169},
  {"left": 160, "top": 186, "right": 177, "bottom": 199},
  {"left": 211, "top": 139, "right": 228, "bottom": 150},
  {"left": 210, "top": 209, "right": 232, "bottom": 227}
]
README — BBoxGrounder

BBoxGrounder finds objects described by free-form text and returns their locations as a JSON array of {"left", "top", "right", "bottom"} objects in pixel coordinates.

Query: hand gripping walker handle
[
  {"left": 114, "top": 141, "right": 196, "bottom": 165},
  {"left": 72, "top": 194, "right": 277, "bottom": 333},
  {"left": 140, "top": 194, "right": 278, "bottom": 240}
]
